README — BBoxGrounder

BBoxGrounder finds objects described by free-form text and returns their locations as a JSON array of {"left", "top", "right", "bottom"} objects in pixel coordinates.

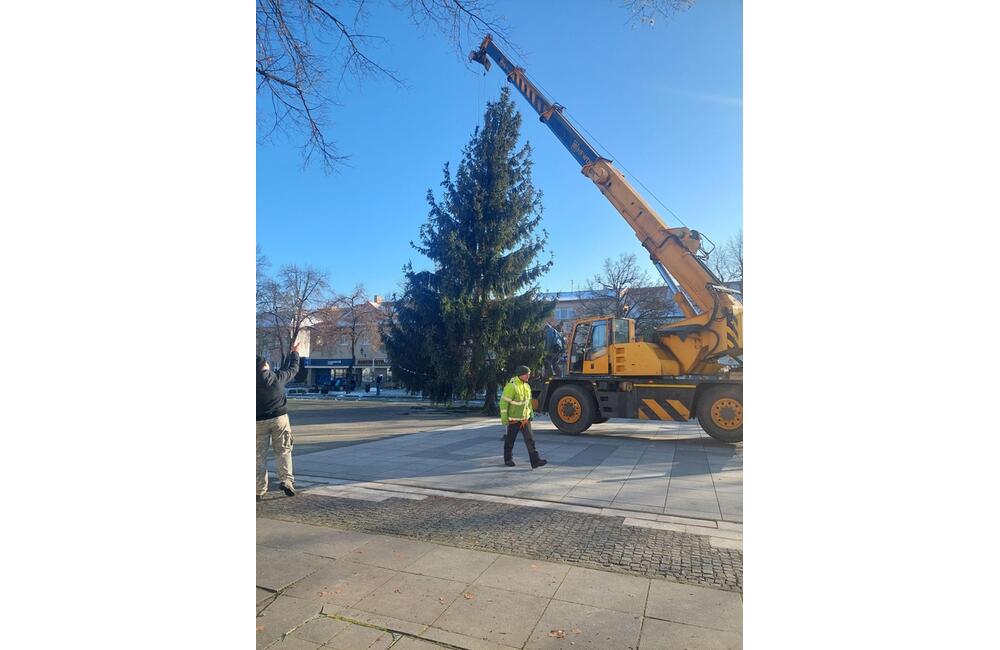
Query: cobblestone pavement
[{"left": 258, "top": 491, "right": 742, "bottom": 593}]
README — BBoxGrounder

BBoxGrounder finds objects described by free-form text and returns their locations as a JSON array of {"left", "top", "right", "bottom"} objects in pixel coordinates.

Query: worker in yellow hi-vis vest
[{"left": 500, "top": 366, "right": 548, "bottom": 469}]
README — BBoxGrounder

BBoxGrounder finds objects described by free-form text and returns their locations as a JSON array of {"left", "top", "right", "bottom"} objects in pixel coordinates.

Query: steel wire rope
[{"left": 511, "top": 63, "right": 691, "bottom": 229}]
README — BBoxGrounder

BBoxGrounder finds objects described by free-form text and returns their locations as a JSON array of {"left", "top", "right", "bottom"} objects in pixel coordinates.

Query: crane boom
[{"left": 470, "top": 34, "right": 742, "bottom": 371}]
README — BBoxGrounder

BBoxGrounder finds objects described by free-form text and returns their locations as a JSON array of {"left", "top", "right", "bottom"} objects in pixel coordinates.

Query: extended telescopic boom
[{"left": 470, "top": 34, "right": 742, "bottom": 366}]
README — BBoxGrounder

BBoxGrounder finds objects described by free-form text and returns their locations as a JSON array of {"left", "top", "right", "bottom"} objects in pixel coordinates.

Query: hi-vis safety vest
[{"left": 500, "top": 376, "right": 533, "bottom": 424}]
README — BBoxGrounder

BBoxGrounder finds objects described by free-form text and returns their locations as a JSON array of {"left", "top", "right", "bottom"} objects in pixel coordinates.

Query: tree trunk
[{"left": 482, "top": 383, "right": 499, "bottom": 416}]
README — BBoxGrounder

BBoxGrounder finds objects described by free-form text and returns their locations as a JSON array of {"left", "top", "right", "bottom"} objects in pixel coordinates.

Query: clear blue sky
[{"left": 256, "top": 0, "right": 742, "bottom": 299}]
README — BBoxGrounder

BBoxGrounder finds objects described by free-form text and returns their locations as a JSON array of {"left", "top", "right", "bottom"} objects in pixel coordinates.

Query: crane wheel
[
  {"left": 696, "top": 384, "right": 743, "bottom": 443},
  {"left": 549, "top": 384, "right": 595, "bottom": 435}
]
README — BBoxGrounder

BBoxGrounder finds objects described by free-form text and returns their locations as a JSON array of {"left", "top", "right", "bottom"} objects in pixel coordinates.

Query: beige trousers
[{"left": 256, "top": 414, "right": 293, "bottom": 495}]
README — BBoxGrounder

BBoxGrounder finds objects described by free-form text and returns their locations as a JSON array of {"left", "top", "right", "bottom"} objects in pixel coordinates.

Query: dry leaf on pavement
[
  {"left": 463, "top": 592, "right": 475, "bottom": 600},
  {"left": 548, "top": 629, "right": 566, "bottom": 639}
]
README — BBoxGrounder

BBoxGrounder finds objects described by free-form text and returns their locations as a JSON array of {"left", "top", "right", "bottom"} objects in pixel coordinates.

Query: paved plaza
[
  {"left": 257, "top": 519, "right": 742, "bottom": 650},
  {"left": 287, "top": 417, "right": 742, "bottom": 523},
  {"left": 259, "top": 406, "right": 743, "bottom": 648}
]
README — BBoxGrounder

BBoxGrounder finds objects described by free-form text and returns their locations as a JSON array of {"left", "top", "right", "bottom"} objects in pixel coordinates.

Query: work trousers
[
  {"left": 256, "top": 414, "right": 293, "bottom": 495},
  {"left": 504, "top": 419, "right": 539, "bottom": 461}
]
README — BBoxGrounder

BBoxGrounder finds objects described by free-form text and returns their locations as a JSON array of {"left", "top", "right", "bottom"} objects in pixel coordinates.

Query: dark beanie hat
[{"left": 515, "top": 365, "right": 531, "bottom": 376}]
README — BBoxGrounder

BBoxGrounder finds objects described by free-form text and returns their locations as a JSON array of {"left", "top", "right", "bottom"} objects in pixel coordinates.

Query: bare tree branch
[
  {"left": 257, "top": 0, "right": 513, "bottom": 172},
  {"left": 577, "top": 253, "right": 678, "bottom": 340},
  {"left": 619, "top": 0, "right": 696, "bottom": 28},
  {"left": 256, "top": 263, "right": 333, "bottom": 362}
]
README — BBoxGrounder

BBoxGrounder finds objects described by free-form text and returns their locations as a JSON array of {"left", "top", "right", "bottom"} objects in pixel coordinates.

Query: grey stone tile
[
  {"left": 256, "top": 546, "right": 328, "bottom": 592},
  {"left": 646, "top": 580, "right": 742, "bottom": 632},
  {"left": 559, "top": 495, "right": 613, "bottom": 508},
  {"left": 473, "top": 555, "right": 571, "bottom": 599},
  {"left": 524, "top": 599, "right": 642, "bottom": 650},
  {"left": 404, "top": 546, "right": 499, "bottom": 583},
  {"left": 389, "top": 637, "right": 447, "bottom": 649},
  {"left": 609, "top": 500, "right": 664, "bottom": 514},
  {"left": 257, "top": 520, "right": 376, "bottom": 559},
  {"left": 638, "top": 617, "right": 742, "bottom": 649},
  {"left": 325, "top": 622, "right": 391, "bottom": 650},
  {"left": 553, "top": 566, "right": 649, "bottom": 614},
  {"left": 565, "top": 484, "right": 623, "bottom": 501},
  {"left": 258, "top": 587, "right": 276, "bottom": 604},
  {"left": 281, "top": 561, "right": 397, "bottom": 606},
  {"left": 345, "top": 536, "right": 437, "bottom": 570},
  {"left": 433, "top": 583, "right": 549, "bottom": 647},
  {"left": 323, "top": 605, "right": 427, "bottom": 637},
  {"left": 269, "top": 636, "right": 323, "bottom": 650},
  {"left": 662, "top": 506, "right": 722, "bottom": 520},
  {"left": 289, "top": 615, "right": 350, "bottom": 644},
  {"left": 353, "top": 572, "right": 468, "bottom": 625},
  {"left": 255, "top": 595, "right": 323, "bottom": 650},
  {"left": 615, "top": 487, "right": 668, "bottom": 508},
  {"left": 421, "top": 625, "right": 522, "bottom": 650}
]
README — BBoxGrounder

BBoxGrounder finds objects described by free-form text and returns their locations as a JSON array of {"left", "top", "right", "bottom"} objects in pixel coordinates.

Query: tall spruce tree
[{"left": 383, "top": 87, "right": 554, "bottom": 412}]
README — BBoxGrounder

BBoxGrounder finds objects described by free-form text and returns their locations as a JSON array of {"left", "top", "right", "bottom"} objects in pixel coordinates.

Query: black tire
[
  {"left": 594, "top": 416, "right": 609, "bottom": 424},
  {"left": 548, "top": 384, "right": 595, "bottom": 434},
  {"left": 696, "top": 384, "right": 743, "bottom": 443}
]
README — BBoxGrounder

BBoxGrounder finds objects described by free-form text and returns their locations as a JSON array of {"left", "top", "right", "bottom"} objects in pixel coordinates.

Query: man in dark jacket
[{"left": 256, "top": 342, "right": 301, "bottom": 501}]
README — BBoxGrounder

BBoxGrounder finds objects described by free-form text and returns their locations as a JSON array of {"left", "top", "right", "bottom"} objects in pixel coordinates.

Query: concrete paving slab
[
  {"left": 710, "top": 537, "right": 742, "bottom": 550},
  {"left": 256, "top": 546, "right": 328, "bottom": 592},
  {"left": 553, "top": 566, "right": 649, "bottom": 615},
  {"left": 267, "top": 636, "right": 323, "bottom": 650},
  {"left": 473, "top": 555, "right": 571, "bottom": 599},
  {"left": 323, "top": 604, "right": 429, "bottom": 637},
  {"left": 324, "top": 622, "right": 392, "bottom": 650},
  {"left": 639, "top": 617, "right": 742, "bottom": 649},
  {"left": 433, "top": 583, "right": 550, "bottom": 647},
  {"left": 354, "top": 572, "right": 468, "bottom": 626},
  {"left": 404, "top": 546, "right": 499, "bottom": 583},
  {"left": 560, "top": 495, "right": 614, "bottom": 508},
  {"left": 258, "top": 587, "right": 276, "bottom": 604},
  {"left": 389, "top": 637, "right": 448, "bottom": 649},
  {"left": 281, "top": 560, "right": 397, "bottom": 606},
  {"left": 645, "top": 579, "right": 742, "bottom": 632},
  {"left": 609, "top": 500, "right": 663, "bottom": 514},
  {"left": 276, "top": 416, "right": 739, "bottom": 521},
  {"left": 525, "top": 599, "right": 642, "bottom": 650},
  {"left": 289, "top": 615, "right": 351, "bottom": 644},
  {"left": 255, "top": 594, "right": 323, "bottom": 650},
  {"left": 345, "top": 536, "right": 437, "bottom": 571},
  {"left": 257, "top": 521, "right": 376, "bottom": 559},
  {"left": 421, "top": 625, "right": 522, "bottom": 650}
]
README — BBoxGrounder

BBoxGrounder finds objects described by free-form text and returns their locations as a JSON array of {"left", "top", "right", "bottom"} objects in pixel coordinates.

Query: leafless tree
[
  {"left": 256, "top": 0, "right": 512, "bottom": 171},
  {"left": 710, "top": 228, "right": 743, "bottom": 284},
  {"left": 257, "top": 264, "right": 332, "bottom": 362},
  {"left": 620, "top": 0, "right": 696, "bottom": 27},
  {"left": 577, "top": 253, "right": 678, "bottom": 340},
  {"left": 314, "top": 284, "right": 384, "bottom": 380},
  {"left": 256, "top": 245, "right": 270, "bottom": 312}
]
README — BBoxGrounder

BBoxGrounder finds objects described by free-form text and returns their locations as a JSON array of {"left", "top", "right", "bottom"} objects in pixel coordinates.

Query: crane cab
[{"left": 567, "top": 316, "right": 681, "bottom": 377}]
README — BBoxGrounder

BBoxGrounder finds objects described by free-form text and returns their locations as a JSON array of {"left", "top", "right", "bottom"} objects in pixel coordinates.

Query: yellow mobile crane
[{"left": 471, "top": 35, "right": 743, "bottom": 443}]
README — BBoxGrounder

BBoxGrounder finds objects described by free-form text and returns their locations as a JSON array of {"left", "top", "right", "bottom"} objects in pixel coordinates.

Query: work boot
[
  {"left": 504, "top": 457, "right": 516, "bottom": 467},
  {"left": 280, "top": 482, "right": 296, "bottom": 497},
  {"left": 529, "top": 452, "right": 548, "bottom": 469}
]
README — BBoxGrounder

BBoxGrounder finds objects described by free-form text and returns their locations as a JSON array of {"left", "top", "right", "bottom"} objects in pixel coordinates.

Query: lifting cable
[{"left": 509, "top": 63, "right": 692, "bottom": 230}]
